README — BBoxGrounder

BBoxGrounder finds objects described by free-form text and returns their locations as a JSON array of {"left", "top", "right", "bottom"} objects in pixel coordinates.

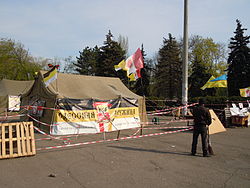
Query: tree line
[{"left": 0, "top": 20, "right": 249, "bottom": 99}]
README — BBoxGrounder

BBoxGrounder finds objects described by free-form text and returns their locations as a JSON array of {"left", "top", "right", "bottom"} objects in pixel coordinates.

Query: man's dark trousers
[{"left": 191, "top": 125, "right": 208, "bottom": 156}]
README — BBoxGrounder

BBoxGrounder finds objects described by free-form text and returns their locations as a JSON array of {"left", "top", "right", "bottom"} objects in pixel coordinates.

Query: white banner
[
  {"left": 50, "top": 117, "right": 140, "bottom": 135},
  {"left": 50, "top": 107, "right": 140, "bottom": 135}
]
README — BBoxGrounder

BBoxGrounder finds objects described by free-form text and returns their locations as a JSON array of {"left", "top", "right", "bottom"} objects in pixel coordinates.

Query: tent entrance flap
[{"left": 51, "top": 98, "right": 141, "bottom": 135}]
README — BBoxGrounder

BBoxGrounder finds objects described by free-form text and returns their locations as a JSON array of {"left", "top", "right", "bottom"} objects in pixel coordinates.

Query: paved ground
[{"left": 0, "top": 121, "right": 250, "bottom": 188}]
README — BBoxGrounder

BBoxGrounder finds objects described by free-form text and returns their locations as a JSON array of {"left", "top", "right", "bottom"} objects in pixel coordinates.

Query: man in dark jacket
[{"left": 191, "top": 98, "right": 212, "bottom": 157}]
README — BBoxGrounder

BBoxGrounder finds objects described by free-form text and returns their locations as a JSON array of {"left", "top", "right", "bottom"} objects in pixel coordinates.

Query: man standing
[{"left": 191, "top": 98, "right": 212, "bottom": 157}]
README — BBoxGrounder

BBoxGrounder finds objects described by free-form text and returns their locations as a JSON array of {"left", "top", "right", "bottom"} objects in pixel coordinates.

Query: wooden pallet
[{"left": 0, "top": 122, "right": 36, "bottom": 159}]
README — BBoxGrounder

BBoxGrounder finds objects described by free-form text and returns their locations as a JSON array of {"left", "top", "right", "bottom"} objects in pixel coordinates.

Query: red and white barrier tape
[
  {"left": 27, "top": 114, "right": 51, "bottom": 127},
  {"left": 22, "top": 103, "right": 197, "bottom": 115},
  {"left": 28, "top": 111, "right": 190, "bottom": 129},
  {"left": 0, "top": 113, "right": 26, "bottom": 120},
  {"left": 35, "top": 125, "right": 190, "bottom": 141},
  {"left": 33, "top": 126, "right": 57, "bottom": 140},
  {"left": 36, "top": 127, "right": 193, "bottom": 151},
  {"left": 147, "top": 103, "right": 197, "bottom": 116},
  {"left": 147, "top": 110, "right": 173, "bottom": 116},
  {"left": 142, "top": 126, "right": 190, "bottom": 130},
  {"left": 23, "top": 101, "right": 250, "bottom": 114},
  {"left": 34, "top": 125, "right": 73, "bottom": 142},
  {"left": 146, "top": 119, "right": 190, "bottom": 125},
  {"left": 21, "top": 105, "right": 60, "bottom": 111},
  {"left": 22, "top": 105, "right": 153, "bottom": 118}
]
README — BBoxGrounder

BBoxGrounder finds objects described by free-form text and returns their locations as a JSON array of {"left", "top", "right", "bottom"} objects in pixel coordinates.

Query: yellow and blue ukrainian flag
[
  {"left": 210, "top": 74, "right": 227, "bottom": 87},
  {"left": 201, "top": 74, "right": 227, "bottom": 90},
  {"left": 200, "top": 76, "right": 216, "bottom": 90}
]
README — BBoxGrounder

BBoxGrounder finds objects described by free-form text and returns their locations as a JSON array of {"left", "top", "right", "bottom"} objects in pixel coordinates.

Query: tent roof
[
  {"left": 0, "top": 79, "right": 34, "bottom": 96},
  {"left": 40, "top": 71, "right": 142, "bottom": 100}
]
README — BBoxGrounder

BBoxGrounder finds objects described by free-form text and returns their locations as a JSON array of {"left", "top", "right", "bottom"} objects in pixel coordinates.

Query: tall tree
[
  {"left": 180, "top": 35, "right": 228, "bottom": 97},
  {"left": 97, "top": 30, "right": 126, "bottom": 78},
  {"left": 75, "top": 46, "right": 99, "bottom": 75},
  {"left": 60, "top": 56, "right": 77, "bottom": 74},
  {"left": 227, "top": 19, "right": 250, "bottom": 96},
  {"left": 153, "top": 34, "right": 182, "bottom": 99},
  {"left": 188, "top": 35, "right": 227, "bottom": 77},
  {"left": 188, "top": 56, "right": 212, "bottom": 98},
  {"left": 0, "top": 38, "right": 41, "bottom": 80},
  {"left": 117, "top": 35, "right": 129, "bottom": 56}
]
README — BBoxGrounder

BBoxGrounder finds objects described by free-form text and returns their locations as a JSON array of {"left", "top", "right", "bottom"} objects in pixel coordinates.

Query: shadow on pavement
[{"left": 108, "top": 145, "right": 192, "bottom": 156}]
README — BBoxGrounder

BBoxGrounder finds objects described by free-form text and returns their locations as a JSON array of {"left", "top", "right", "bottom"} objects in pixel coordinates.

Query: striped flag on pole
[
  {"left": 114, "top": 48, "right": 144, "bottom": 81},
  {"left": 43, "top": 66, "right": 58, "bottom": 87},
  {"left": 240, "top": 86, "right": 250, "bottom": 97}
]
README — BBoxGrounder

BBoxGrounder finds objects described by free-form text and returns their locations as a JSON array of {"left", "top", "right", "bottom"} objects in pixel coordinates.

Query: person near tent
[{"left": 191, "top": 98, "right": 212, "bottom": 157}]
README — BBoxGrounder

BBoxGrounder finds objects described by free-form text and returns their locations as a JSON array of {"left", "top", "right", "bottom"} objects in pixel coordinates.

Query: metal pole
[{"left": 182, "top": 0, "right": 188, "bottom": 115}]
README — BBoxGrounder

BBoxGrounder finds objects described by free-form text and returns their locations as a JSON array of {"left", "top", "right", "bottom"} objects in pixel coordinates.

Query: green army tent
[
  {"left": 0, "top": 79, "right": 34, "bottom": 114},
  {"left": 21, "top": 71, "right": 147, "bottom": 135}
]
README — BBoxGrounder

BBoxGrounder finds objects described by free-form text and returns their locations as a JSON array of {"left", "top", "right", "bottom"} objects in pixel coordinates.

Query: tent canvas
[
  {"left": 0, "top": 79, "right": 34, "bottom": 114},
  {"left": 21, "top": 71, "right": 147, "bottom": 135}
]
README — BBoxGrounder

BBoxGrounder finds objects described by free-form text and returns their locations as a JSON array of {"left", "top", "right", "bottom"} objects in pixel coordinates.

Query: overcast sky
[{"left": 0, "top": 0, "right": 249, "bottom": 59}]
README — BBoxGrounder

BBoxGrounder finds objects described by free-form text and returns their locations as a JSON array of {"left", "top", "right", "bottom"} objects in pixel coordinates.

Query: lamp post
[{"left": 182, "top": 0, "right": 188, "bottom": 115}]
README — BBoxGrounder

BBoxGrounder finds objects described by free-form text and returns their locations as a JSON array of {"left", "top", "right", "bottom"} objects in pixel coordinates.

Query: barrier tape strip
[
  {"left": 23, "top": 101, "right": 250, "bottom": 114},
  {"left": 33, "top": 126, "right": 57, "bottom": 140},
  {"left": 132, "top": 128, "right": 141, "bottom": 136},
  {"left": 0, "top": 113, "right": 26, "bottom": 120},
  {"left": 142, "top": 126, "right": 190, "bottom": 130},
  {"left": 145, "top": 99, "right": 179, "bottom": 102},
  {"left": 27, "top": 114, "right": 51, "bottom": 127},
  {"left": 27, "top": 111, "right": 191, "bottom": 129},
  {"left": 35, "top": 125, "right": 190, "bottom": 141},
  {"left": 21, "top": 105, "right": 60, "bottom": 111},
  {"left": 33, "top": 125, "right": 73, "bottom": 142},
  {"left": 36, "top": 127, "right": 193, "bottom": 151},
  {"left": 21, "top": 103, "right": 196, "bottom": 115},
  {"left": 21, "top": 104, "right": 155, "bottom": 118},
  {"left": 11, "top": 100, "right": 250, "bottom": 118},
  {"left": 147, "top": 119, "right": 191, "bottom": 125},
  {"left": 147, "top": 103, "right": 197, "bottom": 115},
  {"left": 148, "top": 110, "right": 173, "bottom": 116}
]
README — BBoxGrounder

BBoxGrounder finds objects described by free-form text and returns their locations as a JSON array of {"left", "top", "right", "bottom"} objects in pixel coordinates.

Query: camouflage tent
[
  {"left": 22, "top": 71, "right": 147, "bottom": 135},
  {"left": 0, "top": 79, "right": 34, "bottom": 114}
]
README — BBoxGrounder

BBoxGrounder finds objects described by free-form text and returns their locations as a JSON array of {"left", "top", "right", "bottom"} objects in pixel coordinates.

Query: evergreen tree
[
  {"left": 75, "top": 46, "right": 99, "bottom": 75},
  {"left": 153, "top": 34, "right": 182, "bottom": 99},
  {"left": 188, "top": 56, "right": 212, "bottom": 98},
  {"left": 97, "top": 30, "right": 126, "bottom": 78},
  {"left": 227, "top": 19, "right": 250, "bottom": 96}
]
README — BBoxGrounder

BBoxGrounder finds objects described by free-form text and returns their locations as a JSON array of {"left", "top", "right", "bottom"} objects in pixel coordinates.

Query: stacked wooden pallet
[{"left": 0, "top": 122, "right": 36, "bottom": 159}]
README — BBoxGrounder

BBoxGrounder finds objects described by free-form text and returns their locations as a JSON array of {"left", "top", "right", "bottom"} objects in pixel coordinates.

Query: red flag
[
  {"left": 134, "top": 48, "right": 144, "bottom": 69},
  {"left": 126, "top": 48, "right": 144, "bottom": 78}
]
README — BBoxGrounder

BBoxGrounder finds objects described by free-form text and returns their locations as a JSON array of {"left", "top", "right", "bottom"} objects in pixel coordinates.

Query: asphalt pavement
[{"left": 0, "top": 123, "right": 250, "bottom": 188}]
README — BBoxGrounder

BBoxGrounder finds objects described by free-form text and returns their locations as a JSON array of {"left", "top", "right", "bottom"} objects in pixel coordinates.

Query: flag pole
[
  {"left": 140, "top": 77, "right": 145, "bottom": 96},
  {"left": 182, "top": 0, "right": 188, "bottom": 116}
]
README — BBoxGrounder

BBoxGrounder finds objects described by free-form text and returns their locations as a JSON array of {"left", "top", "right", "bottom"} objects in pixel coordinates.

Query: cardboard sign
[
  {"left": 209, "top": 110, "right": 226, "bottom": 135},
  {"left": 8, "top": 95, "right": 20, "bottom": 111}
]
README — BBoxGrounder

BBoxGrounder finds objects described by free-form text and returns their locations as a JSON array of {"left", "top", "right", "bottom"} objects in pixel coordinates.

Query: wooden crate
[
  {"left": 0, "top": 122, "right": 36, "bottom": 159},
  {"left": 231, "top": 116, "right": 248, "bottom": 127}
]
